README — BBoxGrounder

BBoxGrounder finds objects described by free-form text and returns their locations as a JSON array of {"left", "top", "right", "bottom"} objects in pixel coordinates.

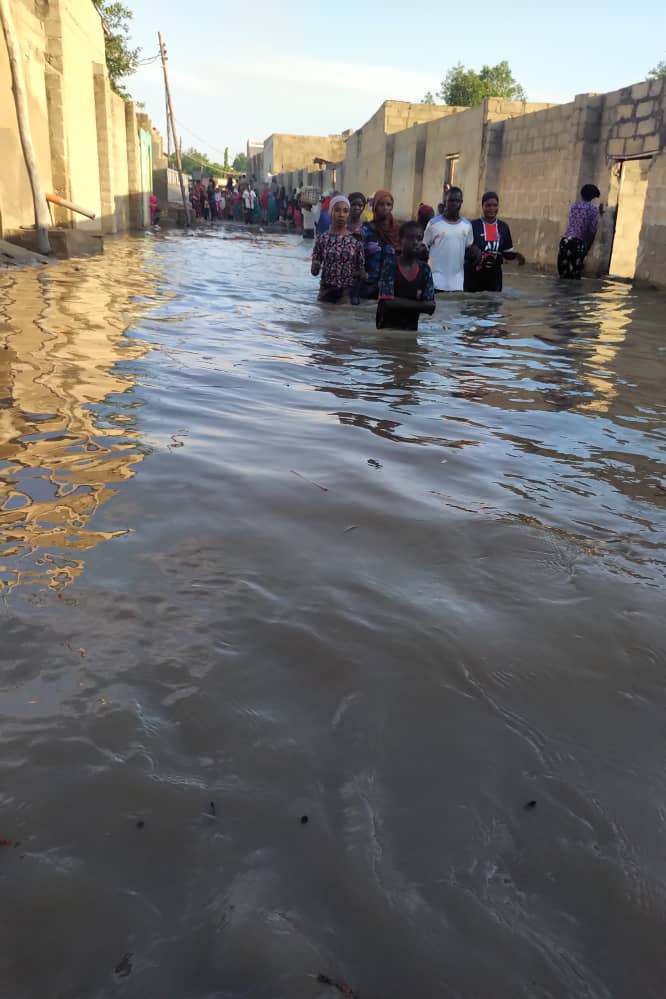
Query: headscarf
[
  {"left": 417, "top": 203, "right": 434, "bottom": 228},
  {"left": 329, "top": 195, "right": 350, "bottom": 214},
  {"left": 371, "top": 189, "right": 400, "bottom": 249}
]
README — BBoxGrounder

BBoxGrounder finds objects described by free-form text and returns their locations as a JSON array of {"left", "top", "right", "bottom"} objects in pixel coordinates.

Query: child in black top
[{"left": 376, "top": 221, "right": 436, "bottom": 331}]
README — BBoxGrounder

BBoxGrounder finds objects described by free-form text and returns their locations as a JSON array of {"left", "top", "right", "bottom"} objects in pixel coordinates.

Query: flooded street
[{"left": 1, "top": 228, "right": 665, "bottom": 999}]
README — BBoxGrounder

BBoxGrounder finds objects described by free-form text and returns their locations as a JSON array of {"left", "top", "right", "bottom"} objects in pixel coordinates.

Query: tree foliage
[
  {"left": 422, "top": 91, "right": 435, "bottom": 105},
  {"left": 93, "top": 2, "right": 140, "bottom": 100},
  {"left": 223, "top": 147, "right": 230, "bottom": 170},
  {"left": 232, "top": 152, "right": 247, "bottom": 173},
  {"left": 424, "top": 61, "right": 526, "bottom": 107},
  {"left": 168, "top": 146, "right": 226, "bottom": 177},
  {"left": 647, "top": 60, "right": 666, "bottom": 79}
]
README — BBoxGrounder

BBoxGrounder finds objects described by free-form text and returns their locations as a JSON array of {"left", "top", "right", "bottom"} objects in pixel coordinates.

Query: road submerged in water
[{"left": 1, "top": 228, "right": 665, "bottom": 999}]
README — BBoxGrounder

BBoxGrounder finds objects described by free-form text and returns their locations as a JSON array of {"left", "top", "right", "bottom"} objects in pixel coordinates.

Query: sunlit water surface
[{"left": 1, "top": 229, "right": 665, "bottom": 999}]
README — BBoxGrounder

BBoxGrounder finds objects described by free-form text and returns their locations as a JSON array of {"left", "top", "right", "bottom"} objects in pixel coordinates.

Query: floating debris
[
  {"left": 317, "top": 973, "right": 358, "bottom": 997},
  {"left": 290, "top": 470, "right": 328, "bottom": 492}
]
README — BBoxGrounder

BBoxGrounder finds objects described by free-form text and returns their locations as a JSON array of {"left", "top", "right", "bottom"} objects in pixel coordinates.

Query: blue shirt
[{"left": 317, "top": 210, "right": 331, "bottom": 235}]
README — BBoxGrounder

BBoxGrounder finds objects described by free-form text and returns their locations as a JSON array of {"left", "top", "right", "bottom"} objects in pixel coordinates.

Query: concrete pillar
[
  {"left": 92, "top": 63, "right": 116, "bottom": 234},
  {"left": 42, "top": 0, "right": 70, "bottom": 226},
  {"left": 124, "top": 101, "right": 141, "bottom": 229},
  {"left": 412, "top": 131, "right": 427, "bottom": 211},
  {"left": 383, "top": 134, "right": 394, "bottom": 192}
]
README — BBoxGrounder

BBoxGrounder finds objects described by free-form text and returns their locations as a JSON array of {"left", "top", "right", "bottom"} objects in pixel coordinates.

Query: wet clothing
[
  {"left": 376, "top": 255, "right": 435, "bottom": 330},
  {"left": 423, "top": 217, "right": 473, "bottom": 291},
  {"left": 312, "top": 231, "right": 364, "bottom": 299},
  {"left": 359, "top": 223, "right": 394, "bottom": 299},
  {"left": 557, "top": 237, "right": 587, "bottom": 279},
  {"left": 563, "top": 200, "right": 599, "bottom": 246},
  {"left": 318, "top": 209, "right": 332, "bottom": 236},
  {"left": 558, "top": 200, "right": 599, "bottom": 279},
  {"left": 464, "top": 218, "right": 514, "bottom": 292}
]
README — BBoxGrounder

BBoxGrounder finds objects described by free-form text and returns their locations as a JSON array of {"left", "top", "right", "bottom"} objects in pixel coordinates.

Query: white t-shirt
[
  {"left": 423, "top": 217, "right": 473, "bottom": 291},
  {"left": 242, "top": 189, "right": 257, "bottom": 210}
]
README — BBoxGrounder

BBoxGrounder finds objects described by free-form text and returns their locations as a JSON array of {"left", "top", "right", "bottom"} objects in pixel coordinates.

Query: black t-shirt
[{"left": 469, "top": 218, "right": 513, "bottom": 266}]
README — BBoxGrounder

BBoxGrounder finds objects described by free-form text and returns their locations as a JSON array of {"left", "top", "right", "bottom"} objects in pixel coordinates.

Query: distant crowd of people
[{"left": 189, "top": 175, "right": 310, "bottom": 226}]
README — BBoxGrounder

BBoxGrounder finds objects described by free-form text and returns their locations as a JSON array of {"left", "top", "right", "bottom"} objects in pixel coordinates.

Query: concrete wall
[
  {"left": 0, "top": 0, "right": 162, "bottom": 242},
  {"left": 635, "top": 152, "right": 666, "bottom": 285},
  {"left": 266, "top": 133, "right": 347, "bottom": 176},
  {"left": 337, "top": 100, "right": 554, "bottom": 220},
  {"left": 0, "top": 0, "right": 54, "bottom": 234},
  {"left": 483, "top": 80, "right": 666, "bottom": 280}
]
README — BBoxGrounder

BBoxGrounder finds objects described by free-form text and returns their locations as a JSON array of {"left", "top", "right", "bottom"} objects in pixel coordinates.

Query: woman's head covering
[
  {"left": 371, "top": 189, "right": 401, "bottom": 249},
  {"left": 329, "top": 194, "right": 350, "bottom": 214},
  {"left": 417, "top": 203, "right": 434, "bottom": 227}
]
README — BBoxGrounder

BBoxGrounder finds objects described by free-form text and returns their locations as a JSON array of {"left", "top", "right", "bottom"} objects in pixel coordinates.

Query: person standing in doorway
[
  {"left": 423, "top": 186, "right": 475, "bottom": 292},
  {"left": 465, "top": 191, "right": 526, "bottom": 292},
  {"left": 557, "top": 184, "right": 602, "bottom": 279}
]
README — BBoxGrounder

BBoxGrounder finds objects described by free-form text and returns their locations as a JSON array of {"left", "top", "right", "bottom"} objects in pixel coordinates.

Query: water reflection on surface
[
  {"left": 0, "top": 230, "right": 665, "bottom": 999},
  {"left": 0, "top": 246, "right": 165, "bottom": 590}
]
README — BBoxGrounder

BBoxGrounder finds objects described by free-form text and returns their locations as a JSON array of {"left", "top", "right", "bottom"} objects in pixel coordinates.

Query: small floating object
[
  {"left": 300, "top": 815, "right": 309, "bottom": 825},
  {"left": 524, "top": 800, "right": 537, "bottom": 811}
]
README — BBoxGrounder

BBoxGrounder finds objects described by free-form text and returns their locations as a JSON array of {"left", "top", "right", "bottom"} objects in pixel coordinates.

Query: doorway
[{"left": 609, "top": 157, "right": 651, "bottom": 280}]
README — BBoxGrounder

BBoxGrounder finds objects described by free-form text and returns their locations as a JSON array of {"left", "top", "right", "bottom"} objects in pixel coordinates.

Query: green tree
[
  {"left": 647, "top": 59, "right": 666, "bottom": 78},
  {"left": 169, "top": 147, "right": 227, "bottom": 177},
  {"left": 93, "top": 2, "right": 140, "bottom": 100},
  {"left": 223, "top": 147, "right": 230, "bottom": 170},
  {"left": 422, "top": 90, "right": 435, "bottom": 105},
  {"left": 432, "top": 61, "right": 526, "bottom": 107},
  {"left": 232, "top": 152, "right": 247, "bottom": 173}
]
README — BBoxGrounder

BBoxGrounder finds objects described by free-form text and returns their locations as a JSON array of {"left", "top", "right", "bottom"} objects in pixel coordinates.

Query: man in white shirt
[
  {"left": 423, "top": 187, "right": 476, "bottom": 291},
  {"left": 242, "top": 185, "right": 257, "bottom": 223}
]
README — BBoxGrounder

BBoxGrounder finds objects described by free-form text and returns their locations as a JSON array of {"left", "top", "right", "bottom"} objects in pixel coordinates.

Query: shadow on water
[{"left": 0, "top": 228, "right": 665, "bottom": 999}]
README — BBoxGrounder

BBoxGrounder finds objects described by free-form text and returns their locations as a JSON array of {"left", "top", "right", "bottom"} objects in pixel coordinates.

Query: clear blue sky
[{"left": 125, "top": 0, "right": 665, "bottom": 163}]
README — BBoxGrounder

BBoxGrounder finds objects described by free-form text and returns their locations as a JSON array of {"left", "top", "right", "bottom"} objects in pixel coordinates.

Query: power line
[
  {"left": 175, "top": 119, "right": 233, "bottom": 162},
  {"left": 136, "top": 51, "right": 161, "bottom": 66}
]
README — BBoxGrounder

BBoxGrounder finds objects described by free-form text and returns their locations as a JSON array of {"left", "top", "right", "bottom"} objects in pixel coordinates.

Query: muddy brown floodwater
[{"left": 0, "top": 229, "right": 665, "bottom": 999}]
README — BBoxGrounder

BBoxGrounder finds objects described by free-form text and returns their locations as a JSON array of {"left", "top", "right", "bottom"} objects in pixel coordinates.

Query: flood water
[{"left": 1, "top": 229, "right": 665, "bottom": 999}]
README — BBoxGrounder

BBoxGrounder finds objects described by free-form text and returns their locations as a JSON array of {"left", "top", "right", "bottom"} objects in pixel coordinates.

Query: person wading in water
[
  {"left": 464, "top": 191, "right": 526, "bottom": 292},
  {"left": 423, "top": 187, "right": 476, "bottom": 292},
  {"left": 311, "top": 195, "right": 365, "bottom": 304},
  {"left": 359, "top": 189, "right": 401, "bottom": 299},
  {"left": 557, "top": 184, "right": 602, "bottom": 279},
  {"left": 376, "top": 220, "right": 436, "bottom": 331}
]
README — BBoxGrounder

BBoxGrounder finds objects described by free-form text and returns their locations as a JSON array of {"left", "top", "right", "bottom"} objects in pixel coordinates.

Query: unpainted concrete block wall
[
  {"left": 1, "top": 0, "right": 161, "bottom": 240},
  {"left": 0, "top": 0, "right": 54, "bottom": 234}
]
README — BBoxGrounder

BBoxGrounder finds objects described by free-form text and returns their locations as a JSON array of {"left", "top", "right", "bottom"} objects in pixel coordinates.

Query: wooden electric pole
[
  {"left": 158, "top": 31, "right": 190, "bottom": 225},
  {"left": 0, "top": 0, "right": 51, "bottom": 252}
]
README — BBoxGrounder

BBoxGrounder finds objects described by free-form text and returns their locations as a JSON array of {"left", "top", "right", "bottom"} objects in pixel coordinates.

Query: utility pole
[
  {"left": 158, "top": 31, "right": 190, "bottom": 225},
  {"left": 0, "top": 0, "right": 50, "bottom": 252},
  {"left": 165, "top": 92, "right": 171, "bottom": 158}
]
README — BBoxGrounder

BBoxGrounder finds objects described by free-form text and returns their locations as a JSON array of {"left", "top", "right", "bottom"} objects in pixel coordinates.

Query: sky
[{"left": 124, "top": 0, "right": 665, "bottom": 163}]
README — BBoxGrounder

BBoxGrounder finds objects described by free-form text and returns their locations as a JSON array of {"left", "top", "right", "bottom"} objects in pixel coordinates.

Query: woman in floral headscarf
[{"left": 359, "top": 189, "right": 401, "bottom": 299}]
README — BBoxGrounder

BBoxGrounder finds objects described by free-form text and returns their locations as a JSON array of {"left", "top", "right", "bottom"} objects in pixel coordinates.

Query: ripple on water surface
[{"left": 0, "top": 229, "right": 665, "bottom": 999}]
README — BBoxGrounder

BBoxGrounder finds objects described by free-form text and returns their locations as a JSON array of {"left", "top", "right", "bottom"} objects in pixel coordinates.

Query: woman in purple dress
[{"left": 557, "top": 184, "right": 602, "bottom": 279}]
